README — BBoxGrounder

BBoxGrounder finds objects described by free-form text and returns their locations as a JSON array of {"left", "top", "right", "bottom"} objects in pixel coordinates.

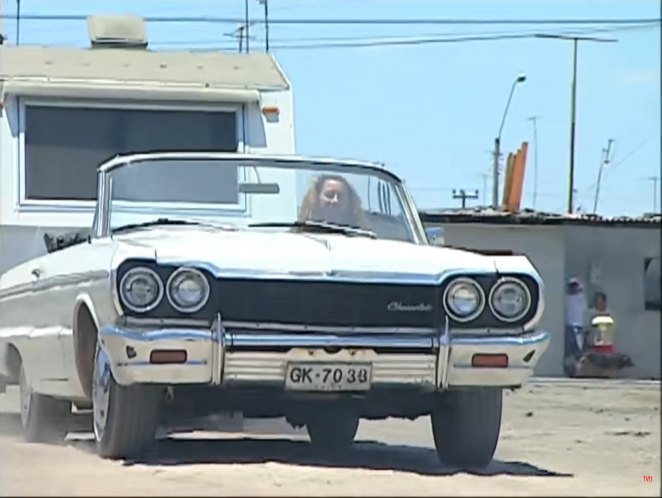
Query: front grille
[{"left": 216, "top": 279, "right": 442, "bottom": 328}]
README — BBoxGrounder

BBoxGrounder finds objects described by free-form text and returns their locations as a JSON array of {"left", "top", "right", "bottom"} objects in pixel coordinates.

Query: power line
[
  {"left": 527, "top": 115, "right": 542, "bottom": 209},
  {"left": 0, "top": 13, "right": 658, "bottom": 26},
  {"left": 265, "top": 24, "right": 655, "bottom": 50},
  {"left": 73, "top": 23, "right": 657, "bottom": 48},
  {"left": 4, "top": 21, "right": 655, "bottom": 51}
]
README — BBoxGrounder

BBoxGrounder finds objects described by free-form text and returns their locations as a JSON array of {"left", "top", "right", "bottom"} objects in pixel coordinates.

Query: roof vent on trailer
[{"left": 87, "top": 14, "right": 148, "bottom": 49}]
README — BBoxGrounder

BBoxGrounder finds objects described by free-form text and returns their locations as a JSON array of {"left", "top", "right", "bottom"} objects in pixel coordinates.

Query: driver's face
[{"left": 318, "top": 179, "right": 348, "bottom": 209}]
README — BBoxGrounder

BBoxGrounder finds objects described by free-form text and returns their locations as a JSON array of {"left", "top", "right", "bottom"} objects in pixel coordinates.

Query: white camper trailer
[
  {"left": 0, "top": 14, "right": 301, "bottom": 435},
  {"left": 0, "top": 14, "right": 296, "bottom": 275}
]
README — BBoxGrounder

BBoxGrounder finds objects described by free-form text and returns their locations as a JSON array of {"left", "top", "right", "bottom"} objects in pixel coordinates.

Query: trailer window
[{"left": 23, "top": 105, "right": 239, "bottom": 202}]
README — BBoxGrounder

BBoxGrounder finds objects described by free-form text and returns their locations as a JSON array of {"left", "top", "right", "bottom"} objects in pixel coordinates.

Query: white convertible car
[{"left": 0, "top": 152, "right": 549, "bottom": 468}]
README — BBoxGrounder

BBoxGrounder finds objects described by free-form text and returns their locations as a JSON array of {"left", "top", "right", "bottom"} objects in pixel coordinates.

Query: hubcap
[
  {"left": 19, "top": 367, "right": 31, "bottom": 428},
  {"left": 92, "top": 345, "right": 112, "bottom": 442}
]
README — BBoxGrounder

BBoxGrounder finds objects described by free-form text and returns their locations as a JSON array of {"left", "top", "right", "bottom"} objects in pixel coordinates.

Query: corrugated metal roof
[
  {"left": 420, "top": 207, "right": 662, "bottom": 229},
  {"left": 0, "top": 44, "right": 290, "bottom": 91}
]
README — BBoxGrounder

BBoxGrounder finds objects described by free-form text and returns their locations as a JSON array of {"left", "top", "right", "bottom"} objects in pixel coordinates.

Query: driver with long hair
[{"left": 297, "top": 174, "right": 368, "bottom": 229}]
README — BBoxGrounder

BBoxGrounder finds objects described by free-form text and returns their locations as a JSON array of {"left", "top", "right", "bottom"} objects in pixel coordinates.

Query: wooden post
[
  {"left": 501, "top": 152, "right": 517, "bottom": 210},
  {"left": 506, "top": 141, "right": 529, "bottom": 213}
]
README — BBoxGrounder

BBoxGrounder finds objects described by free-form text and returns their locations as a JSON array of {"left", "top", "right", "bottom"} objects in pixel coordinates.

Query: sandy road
[{"left": 1, "top": 379, "right": 660, "bottom": 497}]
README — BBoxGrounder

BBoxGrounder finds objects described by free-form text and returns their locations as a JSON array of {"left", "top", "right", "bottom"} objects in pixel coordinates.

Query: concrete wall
[
  {"left": 563, "top": 225, "right": 661, "bottom": 379},
  {"left": 427, "top": 222, "right": 567, "bottom": 376}
]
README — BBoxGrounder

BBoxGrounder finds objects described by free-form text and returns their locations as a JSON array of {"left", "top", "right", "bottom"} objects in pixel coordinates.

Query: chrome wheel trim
[{"left": 92, "top": 345, "right": 112, "bottom": 442}]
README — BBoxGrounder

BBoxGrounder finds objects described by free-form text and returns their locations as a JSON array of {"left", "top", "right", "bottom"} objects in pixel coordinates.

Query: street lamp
[{"left": 492, "top": 73, "right": 526, "bottom": 209}]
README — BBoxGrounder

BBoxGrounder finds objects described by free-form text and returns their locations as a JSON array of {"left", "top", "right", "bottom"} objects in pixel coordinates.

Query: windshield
[{"left": 104, "top": 156, "right": 424, "bottom": 243}]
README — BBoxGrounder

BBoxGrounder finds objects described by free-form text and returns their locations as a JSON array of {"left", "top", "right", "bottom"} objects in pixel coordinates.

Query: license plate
[{"left": 285, "top": 363, "right": 372, "bottom": 392}]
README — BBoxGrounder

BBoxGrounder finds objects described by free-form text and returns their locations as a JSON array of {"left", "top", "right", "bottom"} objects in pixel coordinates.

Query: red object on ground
[{"left": 591, "top": 344, "right": 614, "bottom": 354}]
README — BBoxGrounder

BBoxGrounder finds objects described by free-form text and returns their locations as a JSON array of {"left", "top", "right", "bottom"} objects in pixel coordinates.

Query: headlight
[
  {"left": 443, "top": 277, "right": 485, "bottom": 322},
  {"left": 166, "top": 267, "right": 210, "bottom": 313},
  {"left": 489, "top": 277, "right": 531, "bottom": 322},
  {"left": 119, "top": 267, "right": 164, "bottom": 313}
]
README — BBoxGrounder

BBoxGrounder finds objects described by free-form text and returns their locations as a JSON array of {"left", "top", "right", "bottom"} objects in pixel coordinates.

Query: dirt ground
[{"left": 1, "top": 379, "right": 660, "bottom": 497}]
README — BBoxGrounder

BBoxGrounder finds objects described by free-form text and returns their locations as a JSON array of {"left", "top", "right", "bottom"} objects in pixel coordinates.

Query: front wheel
[
  {"left": 431, "top": 388, "right": 503, "bottom": 469},
  {"left": 306, "top": 409, "right": 359, "bottom": 455},
  {"left": 92, "top": 343, "right": 161, "bottom": 459}
]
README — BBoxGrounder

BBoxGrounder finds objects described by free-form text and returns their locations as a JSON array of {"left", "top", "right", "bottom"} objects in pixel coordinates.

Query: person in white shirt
[{"left": 564, "top": 277, "right": 587, "bottom": 376}]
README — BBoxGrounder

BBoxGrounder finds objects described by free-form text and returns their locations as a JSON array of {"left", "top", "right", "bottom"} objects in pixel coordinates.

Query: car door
[{"left": 0, "top": 258, "right": 46, "bottom": 383}]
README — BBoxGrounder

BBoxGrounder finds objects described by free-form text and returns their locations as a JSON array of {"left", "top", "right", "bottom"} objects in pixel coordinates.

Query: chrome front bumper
[{"left": 99, "top": 321, "right": 550, "bottom": 390}]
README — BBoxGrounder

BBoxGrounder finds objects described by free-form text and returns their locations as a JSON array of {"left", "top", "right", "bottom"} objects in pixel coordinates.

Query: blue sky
[{"left": 1, "top": 0, "right": 660, "bottom": 217}]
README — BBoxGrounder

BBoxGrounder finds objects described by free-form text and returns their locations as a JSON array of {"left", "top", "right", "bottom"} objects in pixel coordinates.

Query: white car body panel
[
  {"left": 117, "top": 228, "right": 497, "bottom": 281},
  {"left": 0, "top": 152, "right": 550, "bottom": 404}
]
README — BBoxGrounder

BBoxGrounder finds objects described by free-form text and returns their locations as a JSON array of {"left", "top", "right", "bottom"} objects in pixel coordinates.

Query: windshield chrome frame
[{"left": 92, "top": 152, "right": 427, "bottom": 244}]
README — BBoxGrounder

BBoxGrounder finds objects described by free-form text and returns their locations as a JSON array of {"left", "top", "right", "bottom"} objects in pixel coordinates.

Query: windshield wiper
[
  {"left": 248, "top": 220, "right": 377, "bottom": 239},
  {"left": 112, "top": 218, "right": 235, "bottom": 234}
]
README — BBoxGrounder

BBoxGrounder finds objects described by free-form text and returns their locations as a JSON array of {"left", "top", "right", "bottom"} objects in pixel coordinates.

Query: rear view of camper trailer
[{"left": 0, "top": 14, "right": 296, "bottom": 274}]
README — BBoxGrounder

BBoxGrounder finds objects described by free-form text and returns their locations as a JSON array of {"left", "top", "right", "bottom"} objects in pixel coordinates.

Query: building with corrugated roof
[{"left": 421, "top": 207, "right": 661, "bottom": 379}]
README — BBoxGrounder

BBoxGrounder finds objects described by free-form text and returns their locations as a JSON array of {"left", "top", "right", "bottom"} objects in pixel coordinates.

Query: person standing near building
[{"left": 564, "top": 277, "right": 587, "bottom": 376}]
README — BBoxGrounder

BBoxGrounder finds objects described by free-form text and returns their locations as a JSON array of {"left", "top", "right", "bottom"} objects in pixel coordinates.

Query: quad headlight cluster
[
  {"left": 442, "top": 275, "right": 533, "bottom": 324},
  {"left": 118, "top": 266, "right": 210, "bottom": 314}
]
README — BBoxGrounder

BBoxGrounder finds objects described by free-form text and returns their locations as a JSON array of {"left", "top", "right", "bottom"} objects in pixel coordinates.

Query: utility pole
[
  {"left": 492, "top": 73, "right": 526, "bottom": 209},
  {"left": 257, "top": 0, "right": 270, "bottom": 52},
  {"left": 480, "top": 172, "right": 489, "bottom": 206},
  {"left": 244, "top": 0, "right": 250, "bottom": 53},
  {"left": 647, "top": 175, "right": 660, "bottom": 213},
  {"left": 592, "top": 138, "right": 615, "bottom": 214},
  {"left": 235, "top": 25, "right": 245, "bottom": 53},
  {"left": 527, "top": 115, "right": 542, "bottom": 209},
  {"left": 0, "top": 0, "right": 4, "bottom": 45},
  {"left": 535, "top": 34, "right": 617, "bottom": 214},
  {"left": 452, "top": 189, "right": 479, "bottom": 209},
  {"left": 15, "top": 0, "right": 21, "bottom": 45}
]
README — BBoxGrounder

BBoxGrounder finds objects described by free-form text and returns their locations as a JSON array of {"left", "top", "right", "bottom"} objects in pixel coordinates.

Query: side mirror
[{"left": 425, "top": 226, "right": 445, "bottom": 245}]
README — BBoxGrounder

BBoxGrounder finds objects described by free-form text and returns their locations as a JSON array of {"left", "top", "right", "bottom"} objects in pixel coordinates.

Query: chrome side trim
[
  {"left": 134, "top": 265, "right": 503, "bottom": 287},
  {"left": 450, "top": 330, "right": 548, "bottom": 347},
  {"left": 0, "top": 270, "right": 109, "bottom": 300},
  {"left": 451, "top": 327, "right": 524, "bottom": 336},
  {"left": 122, "top": 317, "right": 210, "bottom": 328},
  {"left": 222, "top": 321, "right": 438, "bottom": 335},
  {"left": 228, "top": 332, "right": 435, "bottom": 350}
]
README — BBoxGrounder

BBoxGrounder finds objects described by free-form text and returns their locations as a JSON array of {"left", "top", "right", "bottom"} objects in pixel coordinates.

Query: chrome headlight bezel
[
  {"left": 442, "top": 277, "right": 486, "bottom": 322},
  {"left": 118, "top": 267, "right": 164, "bottom": 313},
  {"left": 488, "top": 277, "right": 532, "bottom": 323},
  {"left": 165, "top": 267, "right": 211, "bottom": 313}
]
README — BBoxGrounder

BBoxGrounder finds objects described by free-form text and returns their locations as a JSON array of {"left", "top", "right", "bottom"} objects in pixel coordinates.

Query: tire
[
  {"left": 19, "top": 364, "right": 71, "bottom": 443},
  {"left": 431, "top": 388, "right": 503, "bottom": 469},
  {"left": 306, "top": 409, "right": 359, "bottom": 455},
  {"left": 92, "top": 343, "right": 161, "bottom": 459}
]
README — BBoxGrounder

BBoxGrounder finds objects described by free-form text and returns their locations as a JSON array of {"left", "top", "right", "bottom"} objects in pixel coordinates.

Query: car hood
[{"left": 116, "top": 226, "right": 501, "bottom": 283}]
